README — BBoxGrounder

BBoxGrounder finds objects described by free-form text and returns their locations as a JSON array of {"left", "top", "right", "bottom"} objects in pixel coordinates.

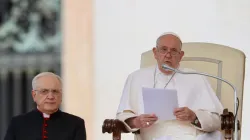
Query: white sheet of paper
[
  {"left": 196, "top": 131, "right": 223, "bottom": 140},
  {"left": 142, "top": 87, "right": 178, "bottom": 121},
  {"left": 153, "top": 136, "right": 172, "bottom": 140}
]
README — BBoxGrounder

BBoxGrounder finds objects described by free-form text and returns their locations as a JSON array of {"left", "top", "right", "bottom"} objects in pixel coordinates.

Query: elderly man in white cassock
[{"left": 116, "top": 32, "right": 224, "bottom": 140}]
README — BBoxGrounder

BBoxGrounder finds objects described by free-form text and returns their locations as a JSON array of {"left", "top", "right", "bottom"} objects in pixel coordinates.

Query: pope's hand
[
  {"left": 125, "top": 114, "right": 158, "bottom": 129},
  {"left": 173, "top": 107, "right": 196, "bottom": 122}
]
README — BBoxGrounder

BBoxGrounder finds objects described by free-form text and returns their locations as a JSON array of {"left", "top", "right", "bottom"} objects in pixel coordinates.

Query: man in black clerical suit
[{"left": 4, "top": 72, "right": 86, "bottom": 140}]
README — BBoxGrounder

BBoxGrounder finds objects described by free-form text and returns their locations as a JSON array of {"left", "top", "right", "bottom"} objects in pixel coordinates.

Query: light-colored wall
[
  {"left": 62, "top": 0, "right": 94, "bottom": 140},
  {"left": 93, "top": 0, "right": 250, "bottom": 140}
]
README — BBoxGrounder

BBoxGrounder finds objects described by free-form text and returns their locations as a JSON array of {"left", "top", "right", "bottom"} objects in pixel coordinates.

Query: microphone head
[{"left": 161, "top": 64, "right": 176, "bottom": 72}]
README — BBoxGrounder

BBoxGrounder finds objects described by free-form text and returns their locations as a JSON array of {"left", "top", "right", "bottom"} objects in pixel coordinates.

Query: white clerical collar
[
  {"left": 37, "top": 106, "right": 51, "bottom": 118},
  {"left": 43, "top": 113, "right": 50, "bottom": 118}
]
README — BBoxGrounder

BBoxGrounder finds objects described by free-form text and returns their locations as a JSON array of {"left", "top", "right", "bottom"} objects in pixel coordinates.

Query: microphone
[{"left": 162, "top": 64, "right": 239, "bottom": 140}]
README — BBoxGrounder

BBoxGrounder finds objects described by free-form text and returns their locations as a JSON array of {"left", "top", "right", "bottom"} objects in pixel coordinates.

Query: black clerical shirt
[{"left": 4, "top": 109, "right": 86, "bottom": 140}]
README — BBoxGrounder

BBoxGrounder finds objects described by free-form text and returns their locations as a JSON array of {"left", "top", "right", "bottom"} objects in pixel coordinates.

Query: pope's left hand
[{"left": 173, "top": 107, "right": 196, "bottom": 122}]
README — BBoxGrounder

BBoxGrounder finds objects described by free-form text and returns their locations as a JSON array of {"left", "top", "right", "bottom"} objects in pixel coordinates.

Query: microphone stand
[{"left": 162, "top": 64, "right": 239, "bottom": 140}]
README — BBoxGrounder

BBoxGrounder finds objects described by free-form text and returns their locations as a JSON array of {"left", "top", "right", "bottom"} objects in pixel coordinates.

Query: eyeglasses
[
  {"left": 157, "top": 46, "right": 180, "bottom": 56},
  {"left": 34, "top": 89, "right": 62, "bottom": 96}
]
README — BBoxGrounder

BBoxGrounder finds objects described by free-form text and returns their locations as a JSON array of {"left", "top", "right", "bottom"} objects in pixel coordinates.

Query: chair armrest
[
  {"left": 102, "top": 119, "right": 140, "bottom": 140},
  {"left": 102, "top": 119, "right": 130, "bottom": 134},
  {"left": 221, "top": 108, "right": 240, "bottom": 140}
]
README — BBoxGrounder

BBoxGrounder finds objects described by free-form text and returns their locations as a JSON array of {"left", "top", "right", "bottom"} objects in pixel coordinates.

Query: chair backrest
[{"left": 140, "top": 42, "right": 245, "bottom": 131}]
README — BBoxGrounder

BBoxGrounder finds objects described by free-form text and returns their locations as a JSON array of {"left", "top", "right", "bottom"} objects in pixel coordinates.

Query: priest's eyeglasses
[
  {"left": 157, "top": 46, "right": 180, "bottom": 56},
  {"left": 34, "top": 89, "right": 62, "bottom": 96}
]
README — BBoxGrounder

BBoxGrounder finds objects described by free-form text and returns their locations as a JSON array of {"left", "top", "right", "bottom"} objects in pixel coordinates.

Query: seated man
[
  {"left": 4, "top": 72, "right": 86, "bottom": 140},
  {"left": 116, "top": 32, "right": 223, "bottom": 140}
]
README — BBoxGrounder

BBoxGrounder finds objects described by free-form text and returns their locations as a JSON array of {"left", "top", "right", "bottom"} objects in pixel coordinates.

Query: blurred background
[{"left": 0, "top": 0, "right": 250, "bottom": 140}]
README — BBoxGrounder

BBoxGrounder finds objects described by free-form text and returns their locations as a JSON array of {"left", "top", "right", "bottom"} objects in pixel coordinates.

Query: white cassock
[{"left": 116, "top": 65, "right": 224, "bottom": 140}]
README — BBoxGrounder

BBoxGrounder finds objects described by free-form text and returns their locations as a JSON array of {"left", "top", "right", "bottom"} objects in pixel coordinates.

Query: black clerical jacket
[{"left": 4, "top": 109, "right": 86, "bottom": 140}]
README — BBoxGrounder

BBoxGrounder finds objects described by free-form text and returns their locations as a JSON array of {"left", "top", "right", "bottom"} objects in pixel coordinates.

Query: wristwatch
[
  {"left": 193, "top": 117, "right": 199, "bottom": 125},
  {"left": 192, "top": 116, "right": 201, "bottom": 127}
]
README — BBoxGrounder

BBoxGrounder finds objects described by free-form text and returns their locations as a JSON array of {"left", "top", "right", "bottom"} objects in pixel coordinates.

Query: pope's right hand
[{"left": 125, "top": 114, "right": 158, "bottom": 129}]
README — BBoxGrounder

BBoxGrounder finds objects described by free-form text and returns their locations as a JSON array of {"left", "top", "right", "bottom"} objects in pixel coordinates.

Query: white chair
[{"left": 140, "top": 42, "right": 245, "bottom": 139}]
